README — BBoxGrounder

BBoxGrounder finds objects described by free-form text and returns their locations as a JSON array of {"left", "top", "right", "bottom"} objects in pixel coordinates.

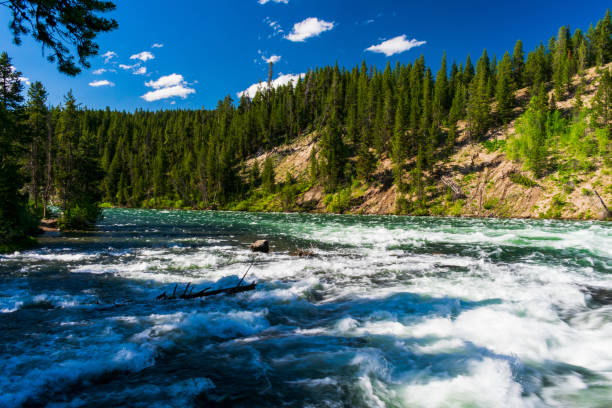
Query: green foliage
[
  {"left": 509, "top": 172, "right": 538, "bottom": 187},
  {"left": 5, "top": 0, "right": 118, "bottom": 75},
  {"left": 482, "top": 139, "right": 506, "bottom": 152},
  {"left": 539, "top": 194, "right": 567, "bottom": 219},
  {"left": 447, "top": 199, "right": 465, "bottom": 216},
  {"left": 57, "top": 203, "right": 102, "bottom": 231},
  {"left": 325, "top": 187, "right": 351, "bottom": 213},
  {"left": 483, "top": 197, "right": 500, "bottom": 210},
  {"left": 506, "top": 85, "right": 549, "bottom": 175},
  {"left": 261, "top": 156, "right": 275, "bottom": 193},
  {"left": 0, "top": 52, "right": 40, "bottom": 250},
  {"left": 394, "top": 194, "right": 409, "bottom": 215}
]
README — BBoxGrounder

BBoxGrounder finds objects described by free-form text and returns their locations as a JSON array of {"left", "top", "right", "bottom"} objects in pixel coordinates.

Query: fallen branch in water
[{"left": 156, "top": 281, "right": 256, "bottom": 300}]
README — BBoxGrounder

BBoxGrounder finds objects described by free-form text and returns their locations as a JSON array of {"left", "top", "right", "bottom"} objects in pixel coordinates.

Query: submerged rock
[{"left": 250, "top": 239, "right": 269, "bottom": 253}]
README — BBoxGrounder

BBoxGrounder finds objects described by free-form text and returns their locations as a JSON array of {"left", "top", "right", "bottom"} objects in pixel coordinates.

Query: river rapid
[{"left": 0, "top": 209, "right": 611, "bottom": 407}]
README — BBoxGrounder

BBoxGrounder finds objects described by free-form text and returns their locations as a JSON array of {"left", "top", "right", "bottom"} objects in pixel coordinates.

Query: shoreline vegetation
[{"left": 2, "top": 10, "right": 612, "bottom": 253}]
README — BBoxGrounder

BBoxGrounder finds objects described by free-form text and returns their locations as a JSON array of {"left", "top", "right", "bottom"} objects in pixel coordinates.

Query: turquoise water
[{"left": 0, "top": 209, "right": 611, "bottom": 407}]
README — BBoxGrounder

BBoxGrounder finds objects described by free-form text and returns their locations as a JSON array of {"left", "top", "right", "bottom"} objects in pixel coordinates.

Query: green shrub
[
  {"left": 447, "top": 199, "right": 465, "bottom": 216},
  {"left": 509, "top": 172, "right": 537, "bottom": 188},
  {"left": 325, "top": 188, "right": 351, "bottom": 213},
  {"left": 483, "top": 139, "right": 506, "bottom": 153},
  {"left": 58, "top": 203, "right": 102, "bottom": 231},
  {"left": 483, "top": 197, "right": 500, "bottom": 210}
]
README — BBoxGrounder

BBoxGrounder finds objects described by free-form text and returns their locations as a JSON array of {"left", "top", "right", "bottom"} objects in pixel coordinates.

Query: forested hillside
[{"left": 1, "top": 10, "right": 611, "bottom": 249}]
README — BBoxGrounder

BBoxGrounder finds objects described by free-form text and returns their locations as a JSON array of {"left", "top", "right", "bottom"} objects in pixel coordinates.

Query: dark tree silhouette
[{"left": 2, "top": 0, "right": 118, "bottom": 75}]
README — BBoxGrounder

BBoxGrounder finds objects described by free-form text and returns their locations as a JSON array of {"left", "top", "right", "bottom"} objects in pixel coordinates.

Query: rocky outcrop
[{"left": 250, "top": 240, "right": 269, "bottom": 253}]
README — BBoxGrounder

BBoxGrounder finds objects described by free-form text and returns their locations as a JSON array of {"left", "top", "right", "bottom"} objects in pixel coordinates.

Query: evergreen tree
[
  {"left": 25, "top": 81, "right": 49, "bottom": 209},
  {"left": 511, "top": 39, "right": 525, "bottom": 88},
  {"left": 391, "top": 99, "right": 407, "bottom": 190},
  {"left": 467, "top": 50, "right": 492, "bottom": 140},
  {"left": 261, "top": 156, "right": 275, "bottom": 192},
  {"left": 496, "top": 52, "right": 515, "bottom": 123},
  {"left": 0, "top": 52, "right": 38, "bottom": 250},
  {"left": 433, "top": 52, "right": 449, "bottom": 125}
]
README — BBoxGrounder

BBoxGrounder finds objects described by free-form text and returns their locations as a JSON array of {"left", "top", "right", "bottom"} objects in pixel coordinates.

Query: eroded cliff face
[{"left": 245, "top": 64, "right": 611, "bottom": 220}]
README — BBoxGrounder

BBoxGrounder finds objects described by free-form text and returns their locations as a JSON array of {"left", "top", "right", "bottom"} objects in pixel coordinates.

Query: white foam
[{"left": 399, "top": 358, "right": 527, "bottom": 408}]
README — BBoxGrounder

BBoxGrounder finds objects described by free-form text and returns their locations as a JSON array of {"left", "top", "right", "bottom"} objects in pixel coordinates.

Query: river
[{"left": 1, "top": 209, "right": 611, "bottom": 407}]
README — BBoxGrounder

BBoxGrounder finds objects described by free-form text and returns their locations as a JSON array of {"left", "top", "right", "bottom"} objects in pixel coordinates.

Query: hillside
[{"left": 241, "top": 63, "right": 612, "bottom": 220}]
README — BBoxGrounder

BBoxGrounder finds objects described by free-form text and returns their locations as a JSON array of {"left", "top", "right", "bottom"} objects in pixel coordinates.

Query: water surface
[{"left": 1, "top": 209, "right": 611, "bottom": 407}]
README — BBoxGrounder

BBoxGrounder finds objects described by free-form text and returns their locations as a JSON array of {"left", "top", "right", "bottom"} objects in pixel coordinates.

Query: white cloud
[
  {"left": 102, "top": 51, "right": 117, "bottom": 63},
  {"left": 141, "top": 85, "right": 195, "bottom": 102},
  {"left": 89, "top": 80, "right": 115, "bottom": 87},
  {"left": 238, "top": 73, "right": 304, "bottom": 98},
  {"left": 285, "top": 17, "right": 334, "bottom": 42},
  {"left": 262, "top": 54, "right": 281, "bottom": 64},
  {"left": 258, "top": 0, "right": 288, "bottom": 4},
  {"left": 19, "top": 76, "right": 31, "bottom": 86},
  {"left": 263, "top": 17, "right": 283, "bottom": 36},
  {"left": 119, "top": 63, "right": 138, "bottom": 70},
  {"left": 365, "top": 35, "right": 426, "bottom": 56},
  {"left": 152, "top": 43, "right": 164, "bottom": 48},
  {"left": 141, "top": 73, "right": 195, "bottom": 102},
  {"left": 92, "top": 68, "right": 117, "bottom": 75},
  {"left": 145, "top": 73, "right": 184, "bottom": 89},
  {"left": 130, "top": 51, "right": 155, "bottom": 62},
  {"left": 119, "top": 63, "right": 145, "bottom": 75}
]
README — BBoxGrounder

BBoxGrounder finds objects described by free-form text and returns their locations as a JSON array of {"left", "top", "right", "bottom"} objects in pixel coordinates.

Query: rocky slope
[{"left": 244, "top": 64, "right": 611, "bottom": 220}]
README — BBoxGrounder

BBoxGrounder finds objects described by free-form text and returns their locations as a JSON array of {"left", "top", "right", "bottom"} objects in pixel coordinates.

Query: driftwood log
[{"left": 156, "top": 282, "right": 256, "bottom": 300}]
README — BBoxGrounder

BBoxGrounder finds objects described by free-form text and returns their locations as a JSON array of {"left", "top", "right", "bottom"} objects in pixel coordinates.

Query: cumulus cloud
[
  {"left": 130, "top": 51, "right": 155, "bottom": 62},
  {"left": 258, "top": 0, "right": 288, "bottom": 4},
  {"left": 145, "top": 73, "right": 184, "bottom": 89},
  {"left": 102, "top": 51, "right": 117, "bottom": 63},
  {"left": 89, "top": 80, "right": 115, "bottom": 87},
  {"left": 141, "top": 73, "right": 195, "bottom": 102},
  {"left": 285, "top": 17, "right": 334, "bottom": 42},
  {"left": 238, "top": 73, "right": 304, "bottom": 98},
  {"left": 262, "top": 54, "right": 281, "bottom": 64},
  {"left": 134, "top": 66, "right": 147, "bottom": 75},
  {"left": 152, "top": 43, "right": 164, "bottom": 48},
  {"left": 365, "top": 35, "right": 426, "bottom": 56}
]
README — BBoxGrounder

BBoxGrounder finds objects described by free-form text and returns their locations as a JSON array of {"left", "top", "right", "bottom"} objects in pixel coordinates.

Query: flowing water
[{"left": 0, "top": 209, "right": 611, "bottom": 407}]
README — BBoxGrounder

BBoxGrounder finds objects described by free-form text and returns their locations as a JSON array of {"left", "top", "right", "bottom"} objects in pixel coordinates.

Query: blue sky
[{"left": 0, "top": 0, "right": 609, "bottom": 110}]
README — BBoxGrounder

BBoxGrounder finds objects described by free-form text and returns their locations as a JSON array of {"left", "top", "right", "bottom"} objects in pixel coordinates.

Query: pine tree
[
  {"left": 261, "top": 156, "right": 275, "bottom": 192},
  {"left": 467, "top": 50, "right": 492, "bottom": 140},
  {"left": 496, "top": 52, "right": 514, "bottom": 123},
  {"left": 0, "top": 52, "right": 38, "bottom": 249},
  {"left": 391, "top": 99, "right": 407, "bottom": 190},
  {"left": 512, "top": 39, "right": 525, "bottom": 88},
  {"left": 552, "top": 25, "right": 570, "bottom": 100},
  {"left": 433, "top": 52, "right": 449, "bottom": 125},
  {"left": 25, "top": 81, "right": 48, "bottom": 209}
]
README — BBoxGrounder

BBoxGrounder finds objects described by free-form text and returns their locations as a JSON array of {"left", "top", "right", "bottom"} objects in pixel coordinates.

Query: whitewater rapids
[{"left": 0, "top": 209, "right": 610, "bottom": 407}]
